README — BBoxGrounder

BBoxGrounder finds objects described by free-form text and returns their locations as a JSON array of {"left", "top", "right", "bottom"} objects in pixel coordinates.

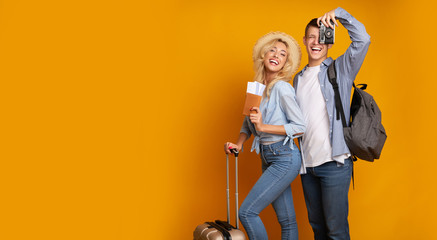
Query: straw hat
[{"left": 252, "top": 31, "right": 301, "bottom": 76}]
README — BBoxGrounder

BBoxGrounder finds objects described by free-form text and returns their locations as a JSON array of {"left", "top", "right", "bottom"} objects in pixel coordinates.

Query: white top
[{"left": 296, "top": 65, "right": 349, "bottom": 167}]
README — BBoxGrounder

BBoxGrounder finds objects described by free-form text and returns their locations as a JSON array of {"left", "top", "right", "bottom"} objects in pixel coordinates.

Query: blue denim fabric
[
  {"left": 301, "top": 159, "right": 353, "bottom": 240},
  {"left": 239, "top": 141, "right": 301, "bottom": 240}
]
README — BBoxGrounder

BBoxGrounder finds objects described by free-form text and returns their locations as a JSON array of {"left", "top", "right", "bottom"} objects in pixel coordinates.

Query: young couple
[{"left": 224, "top": 7, "right": 370, "bottom": 240}]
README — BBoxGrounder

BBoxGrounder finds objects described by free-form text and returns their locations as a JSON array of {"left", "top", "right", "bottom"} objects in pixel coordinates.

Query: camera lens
[{"left": 325, "top": 29, "right": 332, "bottom": 37}]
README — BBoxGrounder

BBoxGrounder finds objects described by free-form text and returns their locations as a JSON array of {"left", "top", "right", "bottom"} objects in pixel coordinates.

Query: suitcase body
[
  {"left": 193, "top": 221, "right": 245, "bottom": 240},
  {"left": 193, "top": 149, "right": 246, "bottom": 240}
]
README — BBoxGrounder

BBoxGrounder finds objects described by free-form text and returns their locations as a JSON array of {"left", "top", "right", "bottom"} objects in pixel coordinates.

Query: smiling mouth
[
  {"left": 311, "top": 47, "right": 322, "bottom": 53},
  {"left": 269, "top": 59, "right": 279, "bottom": 65}
]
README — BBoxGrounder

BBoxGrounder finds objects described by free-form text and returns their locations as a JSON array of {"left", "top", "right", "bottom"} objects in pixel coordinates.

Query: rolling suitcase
[{"left": 193, "top": 148, "right": 246, "bottom": 240}]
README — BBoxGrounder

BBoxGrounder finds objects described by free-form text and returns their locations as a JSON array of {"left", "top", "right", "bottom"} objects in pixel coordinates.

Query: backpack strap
[
  {"left": 356, "top": 83, "right": 367, "bottom": 90},
  {"left": 329, "top": 62, "right": 358, "bottom": 189},
  {"left": 327, "top": 61, "right": 347, "bottom": 128}
]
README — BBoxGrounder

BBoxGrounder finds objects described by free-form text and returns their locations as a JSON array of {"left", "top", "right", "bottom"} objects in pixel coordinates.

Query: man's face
[{"left": 303, "top": 26, "right": 331, "bottom": 66}]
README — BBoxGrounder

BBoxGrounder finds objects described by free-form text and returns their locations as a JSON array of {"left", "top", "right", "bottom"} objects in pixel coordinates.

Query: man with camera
[{"left": 293, "top": 7, "right": 370, "bottom": 240}]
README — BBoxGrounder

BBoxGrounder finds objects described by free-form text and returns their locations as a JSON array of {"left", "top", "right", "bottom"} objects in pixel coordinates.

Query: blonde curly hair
[{"left": 252, "top": 32, "right": 301, "bottom": 97}]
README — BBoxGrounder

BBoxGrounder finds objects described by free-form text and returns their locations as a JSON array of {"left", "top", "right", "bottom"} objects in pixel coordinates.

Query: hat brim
[{"left": 252, "top": 31, "right": 301, "bottom": 77}]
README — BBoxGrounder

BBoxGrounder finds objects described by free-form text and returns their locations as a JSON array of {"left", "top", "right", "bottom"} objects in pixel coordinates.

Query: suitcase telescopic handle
[
  {"left": 230, "top": 148, "right": 239, "bottom": 157},
  {"left": 226, "top": 147, "right": 240, "bottom": 229}
]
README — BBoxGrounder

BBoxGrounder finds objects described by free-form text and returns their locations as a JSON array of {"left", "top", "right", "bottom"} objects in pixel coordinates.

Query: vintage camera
[{"left": 319, "top": 20, "right": 335, "bottom": 44}]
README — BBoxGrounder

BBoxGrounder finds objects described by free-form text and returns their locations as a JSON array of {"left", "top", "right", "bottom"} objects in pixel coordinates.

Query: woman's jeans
[
  {"left": 239, "top": 141, "right": 301, "bottom": 240},
  {"left": 301, "top": 158, "right": 353, "bottom": 240}
]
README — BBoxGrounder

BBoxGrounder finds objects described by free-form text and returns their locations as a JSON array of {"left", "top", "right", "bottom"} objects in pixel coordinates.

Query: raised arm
[{"left": 333, "top": 7, "right": 371, "bottom": 82}]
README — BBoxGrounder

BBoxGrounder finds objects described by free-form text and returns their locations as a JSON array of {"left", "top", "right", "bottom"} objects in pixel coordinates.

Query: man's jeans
[
  {"left": 301, "top": 159, "right": 353, "bottom": 240},
  {"left": 239, "top": 141, "right": 301, "bottom": 240}
]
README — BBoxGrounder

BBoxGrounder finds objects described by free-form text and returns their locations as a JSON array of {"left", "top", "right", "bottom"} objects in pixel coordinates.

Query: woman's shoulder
[{"left": 272, "top": 80, "right": 296, "bottom": 95}]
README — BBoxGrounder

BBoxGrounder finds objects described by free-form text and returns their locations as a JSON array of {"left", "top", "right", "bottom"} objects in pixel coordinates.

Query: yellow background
[{"left": 1, "top": 0, "right": 436, "bottom": 239}]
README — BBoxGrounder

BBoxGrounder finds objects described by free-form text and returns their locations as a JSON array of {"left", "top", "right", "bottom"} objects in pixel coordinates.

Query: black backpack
[{"left": 328, "top": 61, "right": 387, "bottom": 162}]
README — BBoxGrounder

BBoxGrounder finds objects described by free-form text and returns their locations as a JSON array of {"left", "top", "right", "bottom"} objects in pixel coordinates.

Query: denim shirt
[
  {"left": 293, "top": 7, "right": 371, "bottom": 158},
  {"left": 240, "top": 80, "right": 306, "bottom": 154}
]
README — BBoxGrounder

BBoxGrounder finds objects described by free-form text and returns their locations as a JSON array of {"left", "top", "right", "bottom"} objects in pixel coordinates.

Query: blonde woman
[{"left": 224, "top": 32, "right": 305, "bottom": 240}]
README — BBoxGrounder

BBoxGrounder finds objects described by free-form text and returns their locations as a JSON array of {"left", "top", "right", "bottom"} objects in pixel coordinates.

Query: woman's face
[{"left": 263, "top": 41, "right": 288, "bottom": 74}]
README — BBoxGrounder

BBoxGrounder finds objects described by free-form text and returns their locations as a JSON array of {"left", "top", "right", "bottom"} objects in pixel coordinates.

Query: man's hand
[{"left": 318, "top": 9, "right": 338, "bottom": 29}]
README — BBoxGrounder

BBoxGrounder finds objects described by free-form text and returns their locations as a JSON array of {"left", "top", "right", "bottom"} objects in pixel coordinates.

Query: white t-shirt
[{"left": 296, "top": 65, "right": 349, "bottom": 167}]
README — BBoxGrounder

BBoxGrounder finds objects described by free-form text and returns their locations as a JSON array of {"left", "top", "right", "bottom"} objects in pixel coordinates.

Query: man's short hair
[{"left": 305, "top": 18, "right": 318, "bottom": 37}]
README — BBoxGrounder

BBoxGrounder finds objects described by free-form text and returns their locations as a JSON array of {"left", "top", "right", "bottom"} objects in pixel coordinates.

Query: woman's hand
[
  {"left": 317, "top": 9, "right": 338, "bottom": 29},
  {"left": 224, "top": 142, "right": 241, "bottom": 154},
  {"left": 249, "top": 107, "right": 264, "bottom": 132}
]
